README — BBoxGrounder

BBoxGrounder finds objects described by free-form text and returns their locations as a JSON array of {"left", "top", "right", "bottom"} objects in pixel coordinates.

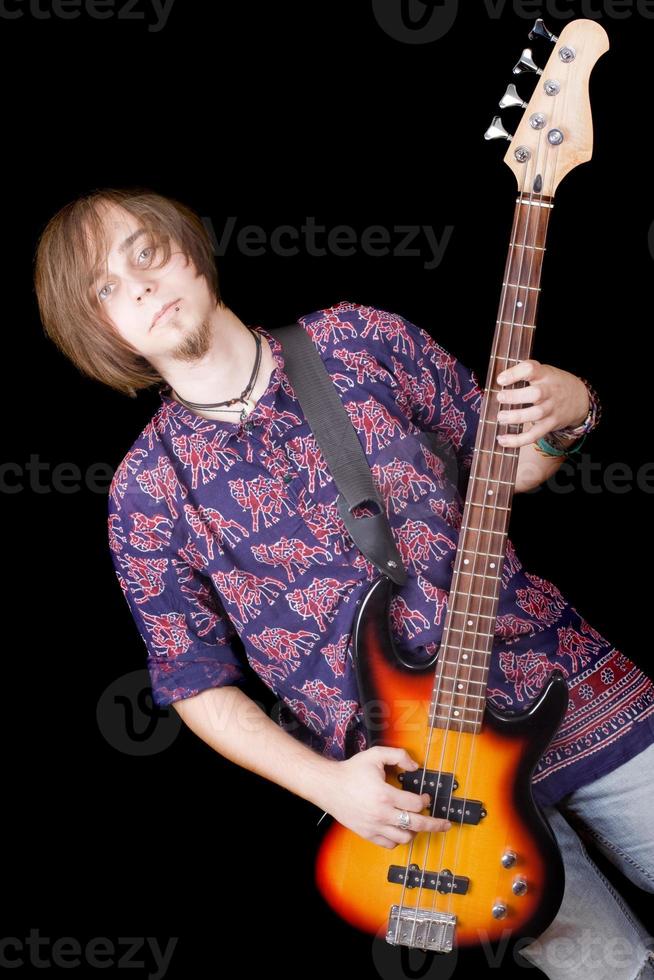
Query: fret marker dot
[
  {"left": 490, "top": 562, "right": 496, "bottom": 568},
  {"left": 463, "top": 558, "right": 469, "bottom": 565},
  {"left": 453, "top": 710, "right": 460, "bottom": 716},
  {"left": 517, "top": 301, "right": 523, "bottom": 308},
  {"left": 487, "top": 489, "right": 494, "bottom": 496},
  {"left": 463, "top": 654, "right": 468, "bottom": 660},
  {"left": 467, "top": 619, "right": 473, "bottom": 625},
  {"left": 457, "top": 683, "right": 463, "bottom": 690}
]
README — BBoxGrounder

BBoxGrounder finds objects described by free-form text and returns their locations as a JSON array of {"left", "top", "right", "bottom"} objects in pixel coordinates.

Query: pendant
[{"left": 239, "top": 397, "right": 256, "bottom": 421}]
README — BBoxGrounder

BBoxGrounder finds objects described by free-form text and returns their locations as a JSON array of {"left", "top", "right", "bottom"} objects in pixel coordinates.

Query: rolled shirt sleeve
[{"left": 107, "top": 492, "right": 249, "bottom": 707}]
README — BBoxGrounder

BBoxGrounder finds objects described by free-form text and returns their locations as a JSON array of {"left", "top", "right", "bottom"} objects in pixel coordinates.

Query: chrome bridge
[{"left": 386, "top": 905, "right": 457, "bottom": 952}]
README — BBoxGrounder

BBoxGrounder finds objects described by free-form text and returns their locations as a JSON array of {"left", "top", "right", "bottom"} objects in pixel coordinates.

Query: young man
[{"left": 34, "top": 188, "right": 654, "bottom": 977}]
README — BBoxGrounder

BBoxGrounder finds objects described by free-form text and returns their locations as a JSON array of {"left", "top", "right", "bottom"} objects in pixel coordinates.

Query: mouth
[{"left": 151, "top": 299, "right": 181, "bottom": 329}]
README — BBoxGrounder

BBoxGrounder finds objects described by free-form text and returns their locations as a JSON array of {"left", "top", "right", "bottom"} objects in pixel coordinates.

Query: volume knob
[{"left": 501, "top": 849, "right": 517, "bottom": 868}]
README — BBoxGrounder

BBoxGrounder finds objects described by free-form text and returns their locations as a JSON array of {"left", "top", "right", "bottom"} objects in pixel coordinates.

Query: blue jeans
[{"left": 518, "top": 741, "right": 654, "bottom": 979}]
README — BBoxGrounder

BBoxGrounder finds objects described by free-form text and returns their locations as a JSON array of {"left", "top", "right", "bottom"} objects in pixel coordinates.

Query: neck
[{"left": 154, "top": 305, "right": 271, "bottom": 414}]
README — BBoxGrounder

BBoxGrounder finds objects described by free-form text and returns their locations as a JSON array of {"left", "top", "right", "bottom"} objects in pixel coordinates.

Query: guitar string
[
  {"left": 433, "top": 137, "right": 556, "bottom": 929},
  {"left": 395, "top": 92, "right": 559, "bottom": 946},
  {"left": 417, "top": 140, "right": 553, "bottom": 941},
  {"left": 432, "top": 129, "right": 558, "bottom": 932},
  {"left": 424, "top": 113, "right": 559, "bottom": 934},
  {"left": 392, "top": 167, "right": 534, "bottom": 945}
]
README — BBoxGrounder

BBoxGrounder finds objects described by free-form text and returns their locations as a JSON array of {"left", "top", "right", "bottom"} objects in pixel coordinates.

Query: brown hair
[{"left": 33, "top": 186, "right": 224, "bottom": 398}]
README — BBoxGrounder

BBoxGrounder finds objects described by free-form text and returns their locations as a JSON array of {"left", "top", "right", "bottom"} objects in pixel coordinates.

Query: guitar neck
[{"left": 430, "top": 194, "right": 555, "bottom": 735}]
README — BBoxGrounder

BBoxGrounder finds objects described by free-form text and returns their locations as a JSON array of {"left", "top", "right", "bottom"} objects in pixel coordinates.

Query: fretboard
[{"left": 430, "top": 195, "right": 554, "bottom": 734}]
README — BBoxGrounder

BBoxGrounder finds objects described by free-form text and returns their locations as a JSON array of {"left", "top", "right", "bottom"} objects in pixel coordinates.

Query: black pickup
[
  {"left": 388, "top": 863, "right": 470, "bottom": 894},
  {"left": 399, "top": 767, "right": 486, "bottom": 825}
]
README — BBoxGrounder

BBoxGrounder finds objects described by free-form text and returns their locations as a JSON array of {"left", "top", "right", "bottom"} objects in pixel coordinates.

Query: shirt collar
[{"left": 157, "top": 322, "right": 285, "bottom": 442}]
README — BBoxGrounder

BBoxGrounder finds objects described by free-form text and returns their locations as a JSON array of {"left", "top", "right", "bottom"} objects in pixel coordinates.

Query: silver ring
[{"left": 397, "top": 810, "right": 411, "bottom": 830}]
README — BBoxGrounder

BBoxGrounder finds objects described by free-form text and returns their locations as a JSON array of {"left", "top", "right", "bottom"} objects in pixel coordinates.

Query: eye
[
  {"left": 137, "top": 245, "right": 155, "bottom": 265},
  {"left": 96, "top": 245, "right": 158, "bottom": 301}
]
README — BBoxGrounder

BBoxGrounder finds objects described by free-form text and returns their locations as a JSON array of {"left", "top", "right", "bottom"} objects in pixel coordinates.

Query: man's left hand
[{"left": 494, "top": 360, "right": 589, "bottom": 447}]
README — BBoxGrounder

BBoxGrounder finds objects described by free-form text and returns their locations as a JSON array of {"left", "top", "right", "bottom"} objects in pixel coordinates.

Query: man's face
[{"left": 89, "top": 203, "right": 217, "bottom": 362}]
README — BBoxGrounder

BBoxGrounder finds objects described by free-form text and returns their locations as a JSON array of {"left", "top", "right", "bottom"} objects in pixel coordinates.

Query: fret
[
  {"left": 463, "top": 524, "right": 509, "bottom": 534},
  {"left": 447, "top": 591, "right": 499, "bottom": 601},
  {"left": 439, "top": 633, "right": 495, "bottom": 667},
  {"left": 446, "top": 620, "right": 495, "bottom": 628},
  {"left": 437, "top": 677, "right": 487, "bottom": 687},
  {"left": 466, "top": 476, "right": 516, "bottom": 488},
  {"left": 454, "top": 560, "right": 504, "bottom": 572},
  {"left": 430, "top": 720, "right": 480, "bottom": 733},
  {"left": 453, "top": 570, "right": 504, "bottom": 584},
  {"left": 454, "top": 549, "right": 505, "bottom": 560},
  {"left": 431, "top": 708, "right": 483, "bottom": 722},
  {"left": 515, "top": 198, "right": 554, "bottom": 209},
  {"left": 483, "top": 418, "right": 517, "bottom": 427},
  {"left": 431, "top": 698, "right": 485, "bottom": 712},
  {"left": 510, "top": 242, "right": 546, "bottom": 250},
  {"left": 497, "top": 319, "right": 536, "bottom": 328},
  {"left": 502, "top": 283, "right": 541, "bottom": 292},
  {"left": 476, "top": 448, "right": 519, "bottom": 456},
  {"left": 465, "top": 499, "right": 511, "bottom": 511}
]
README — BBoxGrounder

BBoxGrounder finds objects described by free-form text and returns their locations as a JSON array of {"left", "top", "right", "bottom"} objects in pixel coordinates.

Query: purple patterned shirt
[{"left": 107, "top": 299, "right": 654, "bottom": 807}]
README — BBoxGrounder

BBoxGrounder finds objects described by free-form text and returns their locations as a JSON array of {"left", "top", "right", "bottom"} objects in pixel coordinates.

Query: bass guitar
[{"left": 314, "top": 16, "right": 609, "bottom": 959}]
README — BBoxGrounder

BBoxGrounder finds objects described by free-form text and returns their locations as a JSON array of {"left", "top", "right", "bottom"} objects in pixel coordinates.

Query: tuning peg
[
  {"left": 529, "top": 17, "right": 559, "bottom": 43},
  {"left": 484, "top": 116, "right": 513, "bottom": 142},
  {"left": 499, "top": 83, "right": 528, "bottom": 110},
  {"left": 513, "top": 47, "right": 543, "bottom": 76}
]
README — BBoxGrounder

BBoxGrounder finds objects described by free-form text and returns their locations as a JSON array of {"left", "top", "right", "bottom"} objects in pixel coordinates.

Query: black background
[{"left": 6, "top": 1, "right": 654, "bottom": 977}]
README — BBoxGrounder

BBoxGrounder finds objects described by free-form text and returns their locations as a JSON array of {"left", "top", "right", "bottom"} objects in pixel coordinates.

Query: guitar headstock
[{"left": 485, "top": 18, "right": 609, "bottom": 197}]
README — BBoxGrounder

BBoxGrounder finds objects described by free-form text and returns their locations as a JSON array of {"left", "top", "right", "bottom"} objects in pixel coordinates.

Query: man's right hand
[{"left": 320, "top": 744, "right": 453, "bottom": 849}]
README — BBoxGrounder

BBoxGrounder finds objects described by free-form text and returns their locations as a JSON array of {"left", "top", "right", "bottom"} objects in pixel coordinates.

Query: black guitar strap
[{"left": 275, "top": 321, "right": 442, "bottom": 588}]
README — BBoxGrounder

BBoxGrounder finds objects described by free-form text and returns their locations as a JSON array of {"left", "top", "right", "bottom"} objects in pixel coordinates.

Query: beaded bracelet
[{"left": 534, "top": 377, "right": 602, "bottom": 458}]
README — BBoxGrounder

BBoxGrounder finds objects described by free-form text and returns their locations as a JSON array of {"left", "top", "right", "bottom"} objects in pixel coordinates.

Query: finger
[
  {"left": 389, "top": 788, "right": 434, "bottom": 812},
  {"left": 497, "top": 403, "right": 551, "bottom": 425},
  {"left": 497, "top": 418, "right": 557, "bottom": 447},
  {"left": 372, "top": 833, "right": 405, "bottom": 849},
  {"left": 387, "top": 809, "right": 452, "bottom": 835},
  {"left": 496, "top": 359, "right": 539, "bottom": 386},
  {"left": 380, "top": 826, "right": 415, "bottom": 846},
  {"left": 496, "top": 384, "right": 543, "bottom": 405},
  {"left": 374, "top": 745, "right": 420, "bottom": 772}
]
